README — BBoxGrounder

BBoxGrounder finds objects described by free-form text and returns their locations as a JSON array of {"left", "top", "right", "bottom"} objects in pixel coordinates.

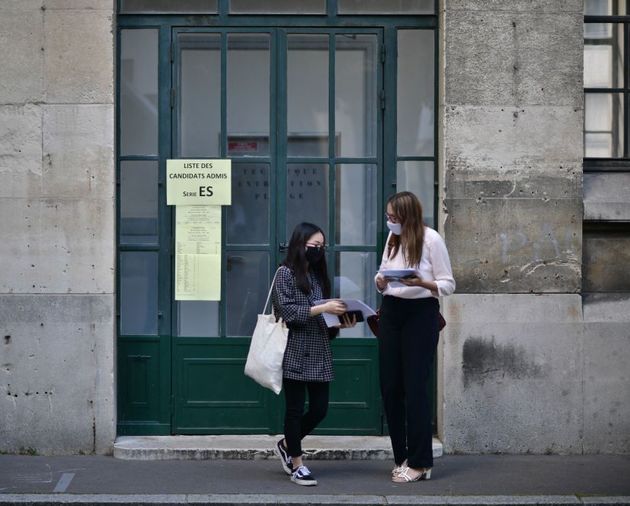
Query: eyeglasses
[
  {"left": 385, "top": 213, "right": 400, "bottom": 223},
  {"left": 306, "top": 243, "right": 327, "bottom": 251}
]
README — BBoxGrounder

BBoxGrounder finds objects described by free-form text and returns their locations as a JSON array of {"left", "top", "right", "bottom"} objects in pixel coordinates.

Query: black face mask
[{"left": 305, "top": 246, "right": 325, "bottom": 264}]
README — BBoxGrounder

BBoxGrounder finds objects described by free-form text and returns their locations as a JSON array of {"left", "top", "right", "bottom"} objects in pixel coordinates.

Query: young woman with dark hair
[
  {"left": 375, "top": 192, "right": 455, "bottom": 483},
  {"left": 272, "top": 222, "right": 356, "bottom": 486}
]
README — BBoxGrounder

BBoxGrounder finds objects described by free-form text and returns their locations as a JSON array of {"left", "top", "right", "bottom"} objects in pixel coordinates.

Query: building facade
[{"left": 1, "top": 0, "right": 628, "bottom": 455}]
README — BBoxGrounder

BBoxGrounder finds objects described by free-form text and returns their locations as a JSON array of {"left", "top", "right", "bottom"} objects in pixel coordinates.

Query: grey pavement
[{"left": 1, "top": 454, "right": 630, "bottom": 505}]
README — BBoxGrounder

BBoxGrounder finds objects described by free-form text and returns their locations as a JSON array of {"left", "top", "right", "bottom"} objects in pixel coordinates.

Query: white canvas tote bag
[{"left": 244, "top": 269, "right": 288, "bottom": 394}]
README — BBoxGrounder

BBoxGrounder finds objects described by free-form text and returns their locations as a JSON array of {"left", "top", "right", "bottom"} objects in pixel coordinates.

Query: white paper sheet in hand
[{"left": 314, "top": 299, "right": 377, "bottom": 328}]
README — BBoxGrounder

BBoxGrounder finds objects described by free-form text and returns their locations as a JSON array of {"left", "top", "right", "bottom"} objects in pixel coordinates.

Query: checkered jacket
[{"left": 271, "top": 266, "right": 334, "bottom": 382}]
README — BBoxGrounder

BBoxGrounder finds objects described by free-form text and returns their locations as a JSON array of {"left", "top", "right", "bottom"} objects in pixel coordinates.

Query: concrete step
[{"left": 113, "top": 435, "right": 443, "bottom": 460}]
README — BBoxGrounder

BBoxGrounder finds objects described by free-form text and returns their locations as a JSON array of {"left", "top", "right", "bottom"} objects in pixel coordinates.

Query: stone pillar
[
  {"left": 0, "top": 0, "right": 115, "bottom": 454},
  {"left": 439, "top": 0, "right": 586, "bottom": 452}
]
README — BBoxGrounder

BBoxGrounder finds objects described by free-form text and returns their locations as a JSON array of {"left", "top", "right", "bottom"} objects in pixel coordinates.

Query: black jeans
[
  {"left": 283, "top": 378, "right": 330, "bottom": 457},
  {"left": 378, "top": 296, "right": 439, "bottom": 469}
]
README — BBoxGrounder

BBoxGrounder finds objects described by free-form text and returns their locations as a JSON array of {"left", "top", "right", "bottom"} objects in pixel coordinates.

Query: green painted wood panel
[
  {"left": 117, "top": 336, "right": 171, "bottom": 435},
  {"left": 317, "top": 340, "right": 381, "bottom": 434},
  {"left": 173, "top": 339, "right": 282, "bottom": 433}
]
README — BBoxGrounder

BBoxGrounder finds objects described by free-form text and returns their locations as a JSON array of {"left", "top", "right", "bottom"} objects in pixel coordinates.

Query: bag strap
[{"left": 262, "top": 267, "right": 282, "bottom": 315}]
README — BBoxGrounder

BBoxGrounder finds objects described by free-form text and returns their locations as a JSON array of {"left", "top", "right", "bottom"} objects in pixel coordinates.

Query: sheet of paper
[
  {"left": 175, "top": 206, "right": 221, "bottom": 301},
  {"left": 167, "top": 159, "right": 231, "bottom": 206},
  {"left": 313, "top": 299, "right": 377, "bottom": 328},
  {"left": 175, "top": 253, "right": 221, "bottom": 301}
]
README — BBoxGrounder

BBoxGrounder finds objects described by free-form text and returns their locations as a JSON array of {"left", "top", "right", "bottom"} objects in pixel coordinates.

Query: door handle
[{"left": 279, "top": 242, "right": 288, "bottom": 252}]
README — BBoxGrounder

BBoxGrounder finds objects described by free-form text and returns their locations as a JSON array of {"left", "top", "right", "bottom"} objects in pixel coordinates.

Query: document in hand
[
  {"left": 314, "top": 299, "right": 377, "bottom": 328},
  {"left": 378, "top": 268, "right": 417, "bottom": 281}
]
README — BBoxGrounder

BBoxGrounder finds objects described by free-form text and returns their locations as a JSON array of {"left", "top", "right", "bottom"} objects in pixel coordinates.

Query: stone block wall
[
  {"left": 439, "top": 0, "right": 630, "bottom": 454},
  {"left": 0, "top": 0, "right": 115, "bottom": 455},
  {"left": 442, "top": 0, "right": 583, "bottom": 293}
]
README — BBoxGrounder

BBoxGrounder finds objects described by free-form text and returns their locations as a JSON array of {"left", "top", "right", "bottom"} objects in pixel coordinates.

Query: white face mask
[{"left": 386, "top": 221, "right": 402, "bottom": 235}]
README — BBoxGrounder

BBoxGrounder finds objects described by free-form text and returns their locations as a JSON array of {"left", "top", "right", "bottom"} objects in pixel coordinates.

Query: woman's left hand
[
  {"left": 400, "top": 275, "right": 439, "bottom": 294},
  {"left": 400, "top": 275, "right": 423, "bottom": 287},
  {"left": 337, "top": 313, "right": 357, "bottom": 328}
]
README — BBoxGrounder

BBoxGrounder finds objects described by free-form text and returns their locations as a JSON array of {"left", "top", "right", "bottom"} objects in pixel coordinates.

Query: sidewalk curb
[{"left": 0, "top": 495, "right": 628, "bottom": 506}]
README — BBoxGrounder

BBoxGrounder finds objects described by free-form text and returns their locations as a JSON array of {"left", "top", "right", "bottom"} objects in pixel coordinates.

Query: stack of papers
[
  {"left": 378, "top": 269, "right": 417, "bottom": 280},
  {"left": 314, "top": 299, "right": 377, "bottom": 328}
]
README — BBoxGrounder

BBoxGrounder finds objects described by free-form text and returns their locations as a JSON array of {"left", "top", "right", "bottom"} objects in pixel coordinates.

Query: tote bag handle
[{"left": 262, "top": 267, "right": 282, "bottom": 316}]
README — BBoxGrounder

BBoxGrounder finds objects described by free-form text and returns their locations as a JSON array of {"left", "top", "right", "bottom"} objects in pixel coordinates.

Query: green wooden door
[
  {"left": 171, "top": 27, "right": 384, "bottom": 434},
  {"left": 116, "top": 16, "right": 438, "bottom": 437}
]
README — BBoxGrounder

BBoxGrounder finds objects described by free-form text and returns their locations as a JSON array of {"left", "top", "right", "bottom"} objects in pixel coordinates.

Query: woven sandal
[
  {"left": 392, "top": 466, "right": 431, "bottom": 483},
  {"left": 392, "top": 459, "right": 408, "bottom": 476}
]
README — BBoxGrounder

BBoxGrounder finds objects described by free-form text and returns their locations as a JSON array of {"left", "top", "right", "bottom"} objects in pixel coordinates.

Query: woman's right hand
[
  {"left": 310, "top": 299, "right": 346, "bottom": 317},
  {"left": 324, "top": 300, "right": 347, "bottom": 315},
  {"left": 375, "top": 274, "right": 388, "bottom": 291}
]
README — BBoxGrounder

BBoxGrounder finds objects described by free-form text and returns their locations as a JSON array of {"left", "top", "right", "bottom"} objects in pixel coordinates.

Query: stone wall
[
  {"left": 0, "top": 0, "right": 115, "bottom": 455},
  {"left": 439, "top": 0, "right": 630, "bottom": 454}
]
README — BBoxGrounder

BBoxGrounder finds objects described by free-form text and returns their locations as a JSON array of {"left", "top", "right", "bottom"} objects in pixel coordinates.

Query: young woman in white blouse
[{"left": 374, "top": 191, "right": 455, "bottom": 483}]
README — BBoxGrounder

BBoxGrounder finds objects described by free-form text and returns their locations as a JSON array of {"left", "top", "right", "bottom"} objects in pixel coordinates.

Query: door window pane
[
  {"left": 286, "top": 164, "right": 329, "bottom": 239},
  {"left": 335, "top": 252, "right": 378, "bottom": 338},
  {"left": 120, "top": 161, "right": 158, "bottom": 245},
  {"left": 228, "top": 34, "right": 270, "bottom": 157},
  {"left": 397, "top": 29, "right": 434, "bottom": 156},
  {"left": 231, "top": 0, "right": 325, "bottom": 13},
  {"left": 227, "top": 163, "right": 270, "bottom": 244},
  {"left": 585, "top": 93, "right": 624, "bottom": 157},
  {"left": 288, "top": 35, "right": 329, "bottom": 157},
  {"left": 179, "top": 34, "right": 221, "bottom": 157},
  {"left": 335, "top": 34, "right": 378, "bottom": 158},
  {"left": 584, "top": 24, "right": 623, "bottom": 88},
  {"left": 339, "top": 0, "right": 434, "bottom": 14},
  {"left": 120, "top": 0, "right": 217, "bottom": 13},
  {"left": 177, "top": 301, "right": 219, "bottom": 336},
  {"left": 120, "top": 252, "right": 158, "bottom": 335},
  {"left": 120, "top": 29, "right": 158, "bottom": 156},
  {"left": 336, "top": 164, "right": 377, "bottom": 245},
  {"left": 397, "top": 161, "right": 434, "bottom": 227},
  {"left": 226, "top": 252, "right": 270, "bottom": 336}
]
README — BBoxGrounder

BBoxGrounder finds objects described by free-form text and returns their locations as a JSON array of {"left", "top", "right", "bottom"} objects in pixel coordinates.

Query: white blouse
[{"left": 375, "top": 227, "right": 455, "bottom": 299}]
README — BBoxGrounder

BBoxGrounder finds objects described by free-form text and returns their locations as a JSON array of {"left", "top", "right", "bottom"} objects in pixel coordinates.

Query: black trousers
[
  {"left": 283, "top": 378, "right": 330, "bottom": 457},
  {"left": 378, "top": 296, "right": 439, "bottom": 469}
]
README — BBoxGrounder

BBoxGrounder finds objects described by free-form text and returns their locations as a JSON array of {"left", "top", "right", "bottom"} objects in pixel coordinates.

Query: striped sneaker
[
  {"left": 274, "top": 439, "right": 293, "bottom": 475},
  {"left": 291, "top": 465, "right": 317, "bottom": 486}
]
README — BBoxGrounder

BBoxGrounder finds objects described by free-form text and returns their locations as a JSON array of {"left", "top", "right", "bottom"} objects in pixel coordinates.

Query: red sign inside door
[{"left": 228, "top": 140, "right": 258, "bottom": 153}]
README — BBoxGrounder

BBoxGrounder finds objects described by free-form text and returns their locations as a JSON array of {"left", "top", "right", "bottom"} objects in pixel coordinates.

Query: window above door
[{"left": 118, "top": 0, "right": 436, "bottom": 15}]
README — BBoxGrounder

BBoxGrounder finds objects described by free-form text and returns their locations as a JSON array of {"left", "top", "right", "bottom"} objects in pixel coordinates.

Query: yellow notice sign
[
  {"left": 175, "top": 206, "right": 222, "bottom": 301},
  {"left": 167, "top": 159, "right": 231, "bottom": 206}
]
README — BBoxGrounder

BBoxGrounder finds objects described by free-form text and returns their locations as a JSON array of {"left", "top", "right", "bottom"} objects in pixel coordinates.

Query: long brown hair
[{"left": 386, "top": 191, "right": 425, "bottom": 267}]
